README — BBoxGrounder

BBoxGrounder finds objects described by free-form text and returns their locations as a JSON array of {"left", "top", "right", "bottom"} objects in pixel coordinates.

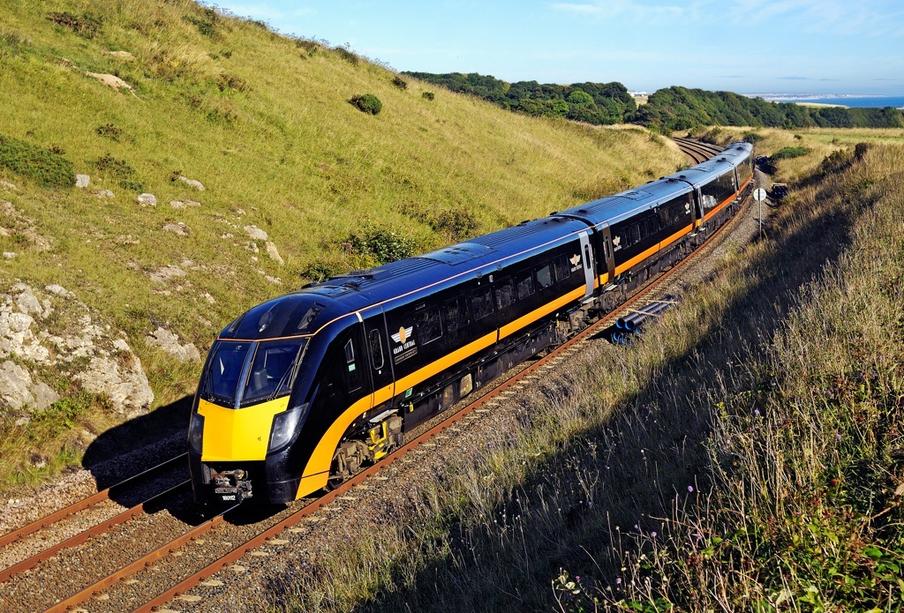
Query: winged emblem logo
[
  {"left": 612, "top": 235, "right": 622, "bottom": 250},
  {"left": 392, "top": 326, "right": 414, "bottom": 344},
  {"left": 685, "top": 201, "right": 691, "bottom": 214},
  {"left": 569, "top": 254, "right": 581, "bottom": 267}
]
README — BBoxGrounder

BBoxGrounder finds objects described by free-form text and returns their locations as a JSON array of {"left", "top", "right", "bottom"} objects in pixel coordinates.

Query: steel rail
[
  {"left": 0, "top": 453, "right": 188, "bottom": 549},
  {"left": 0, "top": 480, "right": 191, "bottom": 584},
  {"left": 134, "top": 190, "right": 754, "bottom": 613},
  {"left": 43, "top": 501, "right": 240, "bottom": 613}
]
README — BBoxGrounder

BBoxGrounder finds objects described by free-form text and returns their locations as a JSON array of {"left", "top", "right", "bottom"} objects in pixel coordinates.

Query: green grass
[
  {"left": 275, "top": 144, "right": 904, "bottom": 611},
  {"left": 0, "top": 0, "right": 684, "bottom": 487}
]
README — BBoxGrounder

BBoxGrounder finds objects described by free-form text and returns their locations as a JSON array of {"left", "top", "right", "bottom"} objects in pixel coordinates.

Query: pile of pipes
[{"left": 604, "top": 295, "right": 678, "bottom": 345}]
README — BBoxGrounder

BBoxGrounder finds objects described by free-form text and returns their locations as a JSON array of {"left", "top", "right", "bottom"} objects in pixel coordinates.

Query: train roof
[
  {"left": 219, "top": 142, "right": 755, "bottom": 341},
  {"left": 220, "top": 215, "right": 588, "bottom": 340}
]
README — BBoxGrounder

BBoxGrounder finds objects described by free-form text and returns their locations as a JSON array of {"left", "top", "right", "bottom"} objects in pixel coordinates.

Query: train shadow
[
  {"left": 334, "top": 155, "right": 877, "bottom": 611},
  {"left": 82, "top": 395, "right": 288, "bottom": 526}
]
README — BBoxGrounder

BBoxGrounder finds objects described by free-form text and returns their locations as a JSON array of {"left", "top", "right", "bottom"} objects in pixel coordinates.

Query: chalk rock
[
  {"left": 175, "top": 175, "right": 205, "bottom": 191},
  {"left": 2, "top": 252, "right": 15, "bottom": 260},
  {"left": 45, "top": 284, "right": 72, "bottom": 298},
  {"left": 94, "top": 189, "right": 115, "bottom": 199},
  {"left": 86, "top": 72, "right": 134, "bottom": 92},
  {"left": 163, "top": 222, "right": 189, "bottom": 237},
  {"left": 244, "top": 225, "right": 268, "bottom": 241},
  {"left": 76, "top": 355, "right": 153, "bottom": 417},
  {"left": 0, "top": 361, "right": 34, "bottom": 410},
  {"left": 146, "top": 327, "right": 201, "bottom": 362},
  {"left": 136, "top": 193, "right": 157, "bottom": 207},
  {"left": 265, "top": 241, "right": 284, "bottom": 265},
  {"left": 169, "top": 199, "right": 201, "bottom": 210},
  {"left": 0, "top": 180, "right": 17, "bottom": 192},
  {"left": 149, "top": 265, "right": 187, "bottom": 284},
  {"left": 75, "top": 174, "right": 90, "bottom": 188},
  {"left": 106, "top": 50, "right": 135, "bottom": 61}
]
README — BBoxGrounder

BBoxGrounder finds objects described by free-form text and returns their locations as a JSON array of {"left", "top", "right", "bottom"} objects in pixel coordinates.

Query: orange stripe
[{"left": 613, "top": 222, "right": 693, "bottom": 276}]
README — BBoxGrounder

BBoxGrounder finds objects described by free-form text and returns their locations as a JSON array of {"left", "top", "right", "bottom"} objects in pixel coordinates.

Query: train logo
[
  {"left": 612, "top": 235, "right": 622, "bottom": 251},
  {"left": 685, "top": 201, "right": 691, "bottom": 214},
  {"left": 392, "top": 326, "right": 413, "bottom": 344},
  {"left": 569, "top": 254, "right": 581, "bottom": 271}
]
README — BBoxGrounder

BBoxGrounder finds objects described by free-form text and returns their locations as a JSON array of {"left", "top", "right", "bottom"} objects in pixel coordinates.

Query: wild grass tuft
[{"left": 0, "top": 134, "right": 74, "bottom": 188}]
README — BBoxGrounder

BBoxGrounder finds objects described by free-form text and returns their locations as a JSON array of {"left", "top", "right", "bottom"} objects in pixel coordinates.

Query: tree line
[{"left": 404, "top": 73, "right": 904, "bottom": 131}]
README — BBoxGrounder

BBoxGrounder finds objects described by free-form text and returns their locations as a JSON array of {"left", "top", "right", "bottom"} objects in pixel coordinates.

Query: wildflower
[
  {"left": 835, "top": 432, "right": 842, "bottom": 442},
  {"left": 688, "top": 485, "right": 694, "bottom": 493},
  {"left": 651, "top": 531, "right": 658, "bottom": 538},
  {"left": 616, "top": 577, "right": 622, "bottom": 585}
]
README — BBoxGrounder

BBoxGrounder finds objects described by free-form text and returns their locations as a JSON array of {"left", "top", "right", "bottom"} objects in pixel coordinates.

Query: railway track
[
  {"left": 1, "top": 174, "right": 751, "bottom": 613},
  {"left": 674, "top": 136, "right": 723, "bottom": 163}
]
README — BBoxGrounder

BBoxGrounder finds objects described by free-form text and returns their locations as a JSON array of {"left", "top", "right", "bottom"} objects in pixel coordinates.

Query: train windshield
[{"left": 202, "top": 339, "right": 307, "bottom": 408}]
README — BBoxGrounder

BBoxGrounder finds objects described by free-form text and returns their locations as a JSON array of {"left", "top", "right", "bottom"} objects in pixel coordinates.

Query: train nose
[{"left": 210, "top": 468, "right": 254, "bottom": 503}]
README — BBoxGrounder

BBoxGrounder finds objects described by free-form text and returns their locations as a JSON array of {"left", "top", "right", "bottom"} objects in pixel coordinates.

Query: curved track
[
  {"left": 674, "top": 136, "right": 723, "bottom": 163},
  {"left": 127, "top": 188, "right": 754, "bottom": 613}
]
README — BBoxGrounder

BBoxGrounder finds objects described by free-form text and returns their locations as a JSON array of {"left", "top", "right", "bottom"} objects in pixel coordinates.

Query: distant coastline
[{"left": 749, "top": 94, "right": 904, "bottom": 110}]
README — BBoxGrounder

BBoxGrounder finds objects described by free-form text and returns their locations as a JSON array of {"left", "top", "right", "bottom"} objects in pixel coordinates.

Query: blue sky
[{"left": 214, "top": 1, "right": 904, "bottom": 95}]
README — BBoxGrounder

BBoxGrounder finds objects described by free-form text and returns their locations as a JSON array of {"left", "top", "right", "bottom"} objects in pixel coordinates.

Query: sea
[{"left": 756, "top": 95, "right": 904, "bottom": 109}]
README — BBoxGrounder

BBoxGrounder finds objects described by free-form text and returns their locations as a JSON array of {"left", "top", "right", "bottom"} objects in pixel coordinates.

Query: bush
[
  {"left": 422, "top": 91, "right": 435, "bottom": 101},
  {"left": 335, "top": 46, "right": 359, "bottom": 65},
  {"left": 344, "top": 227, "right": 416, "bottom": 264},
  {"left": 742, "top": 132, "right": 763, "bottom": 143},
  {"left": 46, "top": 12, "right": 102, "bottom": 39},
  {"left": 349, "top": 94, "right": 382, "bottom": 115},
  {"left": 95, "top": 123, "right": 123, "bottom": 142},
  {"left": 566, "top": 89, "right": 593, "bottom": 105},
  {"left": 184, "top": 11, "right": 218, "bottom": 38},
  {"left": 94, "top": 154, "right": 143, "bottom": 191},
  {"left": 299, "top": 260, "right": 338, "bottom": 283},
  {"left": 392, "top": 76, "right": 408, "bottom": 90},
  {"left": 772, "top": 146, "right": 809, "bottom": 160},
  {"left": 217, "top": 73, "right": 249, "bottom": 92},
  {"left": 0, "top": 134, "right": 74, "bottom": 188},
  {"left": 430, "top": 209, "right": 478, "bottom": 240}
]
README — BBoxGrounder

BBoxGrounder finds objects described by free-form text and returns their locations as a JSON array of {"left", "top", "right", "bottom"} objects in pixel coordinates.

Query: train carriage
[{"left": 189, "top": 142, "right": 754, "bottom": 506}]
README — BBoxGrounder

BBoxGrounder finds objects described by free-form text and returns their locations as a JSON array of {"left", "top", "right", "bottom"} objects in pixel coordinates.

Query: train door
[
  {"left": 362, "top": 309, "right": 394, "bottom": 403},
  {"left": 577, "top": 231, "right": 595, "bottom": 298},
  {"left": 599, "top": 225, "right": 616, "bottom": 285}
]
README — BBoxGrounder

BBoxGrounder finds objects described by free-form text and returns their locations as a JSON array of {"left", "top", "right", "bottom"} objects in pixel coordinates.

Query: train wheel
[{"left": 326, "top": 440, "right": 368, "bottom": 491}]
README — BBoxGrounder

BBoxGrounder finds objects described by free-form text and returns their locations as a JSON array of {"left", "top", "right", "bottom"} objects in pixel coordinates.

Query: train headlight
[
  {"left": 268, "top": 406, "right": 304, "bottom": 452},
  {"left": 188, "top": 412, "right": 205, "bottom": 454}
]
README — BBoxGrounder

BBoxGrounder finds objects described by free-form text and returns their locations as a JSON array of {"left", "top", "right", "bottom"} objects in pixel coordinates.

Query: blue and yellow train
[{"left": 188, "top": 142, "right": 754, "bottom": 505}]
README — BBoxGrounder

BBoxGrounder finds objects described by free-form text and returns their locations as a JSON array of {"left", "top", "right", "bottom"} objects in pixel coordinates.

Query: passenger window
[
  {"left": 554, "top": 255, "right": 572, "bottom": 282},
  {"left": 515, "top": 272, "right": 535, "bottom": 301},
  {"left": 629, "top": 224, "right": 641, "bottom": 246},
  {"left": 444, "top": 297, "right": 469, "bottom": 334},
  {"left": 472, "top": 285, "right": 494, "bottom": 320},
  {"left": 368, "top": 329, "right": 384, "bottom": 371},
  {"left": 536, "top": 264, "right": 554, "bottom": 289},
  {"left": 494, "top": 278, "right": 515, "bottom": 310},
  {"left": 416, "top": 307, "right": 443, "bottom": 345}
]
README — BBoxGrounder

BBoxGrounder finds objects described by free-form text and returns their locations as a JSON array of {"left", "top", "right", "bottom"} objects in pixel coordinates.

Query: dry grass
[{"left": 276, "top": 144, "right": 903, "bottom": 611}]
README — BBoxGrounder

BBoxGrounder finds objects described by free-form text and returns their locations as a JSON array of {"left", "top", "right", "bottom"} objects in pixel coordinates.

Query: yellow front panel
[{"left": 198, "top": 397, "right": 290, "bottom": 461}]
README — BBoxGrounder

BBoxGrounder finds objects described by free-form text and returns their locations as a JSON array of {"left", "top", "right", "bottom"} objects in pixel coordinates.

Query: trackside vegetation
[{"left": 278, "top": 144, "right": 903, "bottom": 611}]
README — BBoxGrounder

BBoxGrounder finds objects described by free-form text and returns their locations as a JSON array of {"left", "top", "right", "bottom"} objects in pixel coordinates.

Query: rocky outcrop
[
  {"left": 75, "top": 174, "right": 90, "bottom": 188},
  {"left": 175, "top": 175, "right": 205, "bottom": 191},
  {"left": 86, "top": 72, "right": 134, "bottom": 93},
  {"left": 146, "top": 327, "right": 201, "bottom": 362},
  {"left": 265, "top": 241, "right": 284, "bottom": 265},
  {"left": 244, "top": 225, "right": 268, "bottom": 241},
  {"left": 0, "top": 283, "right": 152, "bottom": 417},
  {"left": 136, "top": 193, "right": 157, "bottom": 206}
]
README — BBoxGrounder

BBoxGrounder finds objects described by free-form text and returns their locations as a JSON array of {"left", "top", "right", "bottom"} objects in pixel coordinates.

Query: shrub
[
  {"left": 46, "top": 11, "right": 102, "bottom": 39},
  {"left": 299, "top": 260, "right": 338, "bottom": 283},
  {"left": 349, "top": 94, "right": 382, "bottom": 115},
  {"left": 95, "top": 123, "right": 123, "bottom": 142},
  {"left": 335, "top": 46, "right": 359, "bottom": 65},
  {"left": 566, "top": 89, "right": 593, "bottom": 105},
  {"left": 184, "top": 13, "right": 217, "bottom": 37},
  {"left": 772, "top": 146, "right": 809, "bottom": 160},
  {"left": 742, "top": 132, "right": 763, "bottom": 143},
  {"left": 344, "top": 227, "right": 416, "bottom": 264},
  {"left": 0, "top": 134, "right": 74, "bottom": 188},
  {"left": 94, "top": 154, "right": 143, "bottom": 191},
  {"left": 422, "top": 91, "right": 435, "bottom": 101},
  {"left": 392, "top": 76, "right": 408, "bottom": 90},
  {"left": 430, "top": 209, "right": 478, "bottom": 240},
  {"left": 217, "top": 73, "right": 249, "bottom": 92}
]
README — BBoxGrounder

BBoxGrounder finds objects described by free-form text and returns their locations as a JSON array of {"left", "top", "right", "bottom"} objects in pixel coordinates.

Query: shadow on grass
[{"left": 344, "top": 152, "right": 876, "bottom": 612}]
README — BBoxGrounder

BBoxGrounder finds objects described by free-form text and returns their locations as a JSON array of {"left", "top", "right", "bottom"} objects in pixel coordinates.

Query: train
[{"left": 188, "top": 142, "right": 754, "bottom": 505}]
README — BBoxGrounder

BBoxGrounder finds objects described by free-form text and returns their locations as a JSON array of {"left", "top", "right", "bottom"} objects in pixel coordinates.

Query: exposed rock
[
  {"left": 265, "top": 275, "right": 283, "bottom": 285},
  {"left": 106, "top": 50, "right": 135, "bottom": 61},
  {"left": 45, "top": 284, "right": 72, "bottom": 298},
  {"left": 244, "top": 225, "right": 268, "bottom": 241},
  {"left": 149, "top": 265, "right": 187, "bottom": 284},
  {"left": 203, "top": 292, "right": 216, "bottom": 305},
  {"left": 33, "top": 381, "right": 60, "bottom": 410},
  {"left": 0, "top": 361, "right": 35, "bottom": 410},
  {"left": 2, "top": 252, "right": 15, "bottom": 260},
  {"left": 175, "top": 175, "right": 205, "bottom": 191},
  {"left": 265, "top": 241, "right": 284, "bottom": 265},
  {"left": 146, "top": 327, "right": 201, "bottom": 362},
  {"left": 114, "top": 235, "right": 139, "bottom": 246},
  {"left": 136, "top": 193, "right": 157, "bottom": 207},
  {"left": 163, "top": 222, "right": 189, "bottom": 237},
  {"left": 169, "top": 199, "right": 201, "bottom": 210},
  {"left": 112, "top": 338, "right": 130, "bottom": 353},
  {"left": 85, "top": 72, "right": 134, "bottom": 93},
  {"left": 76, "top": 354, "right": 152, "bottom": 417},
  {"left": 75, "top": 174, "right": 90, "bottom": 188},
  {"left": 94, "top": 189, "right": 115, "bottom": 199},
  {"left": 248, "top": 242, "right": 260, "bottom": 254},
  {"left": 0, "top": 180, "right": 17, "bottom": 192}
]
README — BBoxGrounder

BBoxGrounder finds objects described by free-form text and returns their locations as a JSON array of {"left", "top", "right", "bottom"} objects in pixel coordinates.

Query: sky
[{"left": 214, "top": 0, "right": 904, "bottom": 95}]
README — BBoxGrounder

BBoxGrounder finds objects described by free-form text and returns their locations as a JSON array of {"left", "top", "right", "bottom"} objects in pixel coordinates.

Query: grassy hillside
[
  {"left": 278, "top": 142, "right": 903, "bottom": 611},
  {"left": 0, "top": 1, "right": 684, "bottom": 487}
]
